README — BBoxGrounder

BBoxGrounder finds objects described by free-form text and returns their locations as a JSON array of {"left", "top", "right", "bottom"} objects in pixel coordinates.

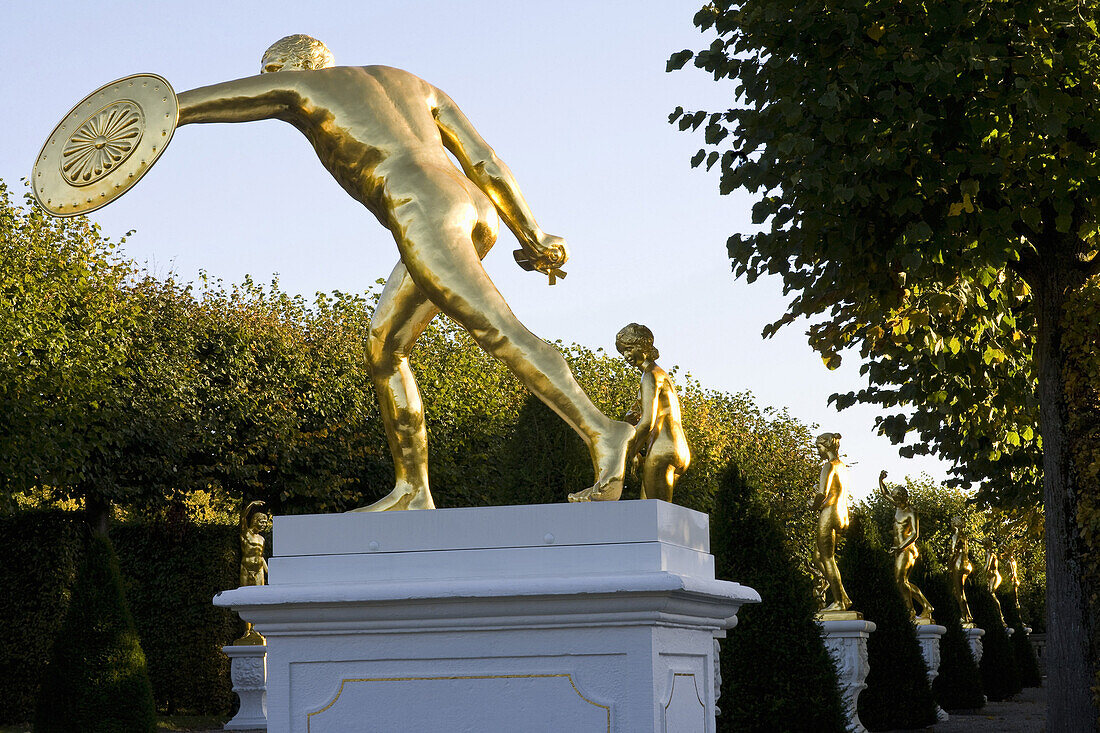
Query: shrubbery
[
  {"left": 1000, "top": 591, "right": 1042, "bottom": 688},
  {"left": 969, "top": 577, "right": 1021, "bottom": 701},
  {"left": 838, "top": 512, "right": 937, "bottom": 731},
  {"left": 711, "top": 464, "right": 847, "bottom": 732},
  {"left": 34, "top": 533, "right": 157, "bottom": 733}
]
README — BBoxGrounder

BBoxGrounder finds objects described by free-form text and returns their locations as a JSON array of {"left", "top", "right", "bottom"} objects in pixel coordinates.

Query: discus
[{"left": 32, "top": 73, "right": 178, "bottom": 217}]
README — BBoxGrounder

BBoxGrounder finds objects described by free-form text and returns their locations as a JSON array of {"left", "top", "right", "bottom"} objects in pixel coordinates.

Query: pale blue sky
[{"left": 2, "top": 0, "right": 954, "bottom": 499}]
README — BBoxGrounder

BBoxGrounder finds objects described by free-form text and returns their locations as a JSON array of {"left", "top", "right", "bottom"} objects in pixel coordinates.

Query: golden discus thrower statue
[{"left": 33, "top": 36, "right": 635, "bottom": 512}]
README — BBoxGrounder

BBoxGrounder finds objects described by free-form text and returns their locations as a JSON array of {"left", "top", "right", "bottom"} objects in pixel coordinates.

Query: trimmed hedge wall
[
  {"left": 969, "top": 578, "right": 1021, "bottom": 701},
  {"left": 838, "top": 512, "right": 937, "bottom": 731},
  {"left": 1000, "top": 590, "right": 1042, "bottom": 688},
  {"left": 34, "top": 533, "right": 157, "bottom": 732},
  {"left": 0, "top": 512, "right": 239, "bottom": 723},
  {"left": 711, "top": 464, "right": 848, "bottom": 732}
]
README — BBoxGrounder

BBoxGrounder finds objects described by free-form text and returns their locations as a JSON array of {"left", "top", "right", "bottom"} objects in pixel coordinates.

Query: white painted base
[
  {"left": 819, "top": 618, "right": 876, "bottom": 733},
  {"left": 914, "top": 624, "right": 949, "bottom": 722},
  {"left": 223, "top": 644, "right": 267, "bottom": 730},
  {"left": 964, "top": 626, "right": 986, "bottom": 664},
  {"left": 214, "top": 501, "right": 759, "bottom": 733}
]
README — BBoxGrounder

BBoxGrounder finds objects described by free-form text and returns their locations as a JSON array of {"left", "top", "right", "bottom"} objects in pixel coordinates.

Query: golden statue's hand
[{"left": 513, "top": 233, "right": 568, "bottom": 285}]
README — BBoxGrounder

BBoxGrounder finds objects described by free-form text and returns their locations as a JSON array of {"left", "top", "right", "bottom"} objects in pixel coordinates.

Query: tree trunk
[{"left": 1034, "top": 251, "right": 1099, "bottom": 729}]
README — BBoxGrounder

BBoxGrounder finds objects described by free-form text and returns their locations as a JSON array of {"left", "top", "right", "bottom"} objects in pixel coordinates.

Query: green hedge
[
  {"left": 711, "top": 464, "right": 847, "bottom": 732},
  {"left": 910, "top": 559, "right": 985, "bottom": 711},
  {"left": 838, "top": 512, "right": 937, "bottom": 731},
  {"left": 0, "top": 512, "right": 84, "bottom": 721},
  {"left": 0, "top": 512, "right": 239, "bottom": 723},
  {"left": 999, "top": 591, "right": 1042, "bottom": 688},
  {"left": 969, "top": 578, "right": 1021, "bottom": 701},
  {"left": 34, "top": 533, "right": 157, "bottom": 732}
]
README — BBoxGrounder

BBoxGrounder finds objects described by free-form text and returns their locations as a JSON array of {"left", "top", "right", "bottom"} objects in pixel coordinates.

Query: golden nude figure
[
  {"left": 986, "top": 541, "right": 1007, "bottom": 626},
  {"left": 236, "top": 500, "right": 270, "bottom": 644},
  {"left": 949, "top": 516, "right": 975, "bottom": 625},
  {"left": 578, "top": 324, "right": 690, "bottom": 503},
  {"left": 175, "top": 35, "right": 633, "bottom": 510},
  {"left": 811, "top": 432, "right": 853, "bottom": 613},
  {"left": 878, "top": 471, "right": 934, "bottom": 623}
]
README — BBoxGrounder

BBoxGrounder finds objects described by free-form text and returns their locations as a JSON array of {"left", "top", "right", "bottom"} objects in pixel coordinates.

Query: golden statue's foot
[
  {"left": 350, "top": 484, "right": 435, "bottom": 512},
  {"left": 568, "top": 421, "right": 634, "bottom": 503},
  {"left": 822, "top": 600, "right": 852, "bottom": 613}
]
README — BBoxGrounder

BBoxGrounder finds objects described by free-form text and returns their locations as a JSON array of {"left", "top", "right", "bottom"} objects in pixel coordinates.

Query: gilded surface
[
  {"left": 985, "top": 542, "right": 1007, "bottom": 626},
  {"left": 234, "top": 501, "right": 270, "bottom": 645},
  {"left": 948, "top": 516, "right": 975, "bottom": 625},
  {"left": 812, "top": 432, "right": 857, "bottom": 616},
  {"left": 878, "top": 471, "right": 935, "bottom": 623},
  {"left": 37, "top": 35, "right": 634, "bottom": 509},
  {"left": 570, "top": 324, "right": 689, "bottom": 503},
  {"left": 33, "top": 73, "right": 177, "bottom": 216}
]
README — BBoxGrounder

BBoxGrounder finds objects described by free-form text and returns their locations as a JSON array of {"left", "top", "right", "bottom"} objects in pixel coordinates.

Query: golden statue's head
[
  {"left": 261, "top": 34, "right": 335, "bottom": 74},
  {"left": 815, "top": 432, "right": 841, "bottom": 459},
  {"left": 615, "top": 323, "right": 658, "bottom": 368}
]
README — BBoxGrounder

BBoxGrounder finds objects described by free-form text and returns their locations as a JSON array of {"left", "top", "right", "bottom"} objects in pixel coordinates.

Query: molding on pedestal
[
  {"left": 914, "top": 624, "right": 949, "bottom": 722},
  {"left": 223, "top": 644, "right": 267, "bottom": 730},
  {"left": 963, "top": 626, "right": 986, "bottom": 664},
  {"left": 819, "top": 618, "right": 876, "bottom": 733}
]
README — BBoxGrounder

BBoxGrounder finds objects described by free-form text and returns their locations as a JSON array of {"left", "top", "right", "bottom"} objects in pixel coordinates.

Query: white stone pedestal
[
  {"left": 223, "top": 644, "right": 267, "bottom": 730},
  {"left": 819, "top": 618, "right": 876, "bottom": 733},
  {"left": 213, "top": 501, "right": 759, "bottom": 733},
  {"left": 963, "top": 626, "right": 985, "bottom": 664},
  {"left": 914, "top": 624, "right": 949, "bottom": 722}
]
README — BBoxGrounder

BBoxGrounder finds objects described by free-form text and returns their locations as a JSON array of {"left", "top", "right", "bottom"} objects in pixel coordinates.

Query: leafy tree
[
  {"left": 711, "top": 463, "right": 847, "bottom": 732},
  {"left": 668, "top": 1, "right": 1099, "bottom": 722}
]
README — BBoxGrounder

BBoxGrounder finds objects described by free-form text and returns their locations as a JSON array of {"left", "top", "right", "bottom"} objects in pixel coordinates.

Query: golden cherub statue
[
  {"left": 949, "top": 516, "right": 975, "bottom": 626},
  {"left": 172, "top": 35, "right": 634, "bottom": 510},
  {"left": 234, "top": 500, "right": 270, "bottom": 645},
  {"left": 810, "top": 432, "right": 855, "bottom": 616},
  {"left": 575, "top": 324, "right": 690, "bottom": 503},
  {"left": 878, "top": 471, "right": 934, "bottom": 623}
]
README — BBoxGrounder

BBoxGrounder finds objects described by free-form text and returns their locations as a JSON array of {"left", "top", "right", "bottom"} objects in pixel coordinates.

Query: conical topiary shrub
[
  {"left": 911, "top": 555, "right": 985, "bottom": 711},
  {"left": 968, "top": 577, "right": 1021, "bottom": 701},
  {"left": 34, "top": 532, "right": 156, "bottom": 733},
  {"left": 998, "top": 590, "right": 1042, "bottom": 688},
  {"left": 710, "top": 463, "right": 848, "bottom": 732},
  {"left": 838, "top": 511, "right": 937, "bottom": 731}
]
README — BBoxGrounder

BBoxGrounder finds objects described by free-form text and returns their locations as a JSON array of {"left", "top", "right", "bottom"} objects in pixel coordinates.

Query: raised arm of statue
[{"left": 432, "top": 89, "right": 566, "bottom": 268}]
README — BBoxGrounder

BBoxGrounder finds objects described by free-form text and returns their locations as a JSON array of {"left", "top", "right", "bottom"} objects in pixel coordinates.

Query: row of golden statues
[
  {"left": 35, "top": 34, "right": 1019, "bottom": 641},
  {"left": 812, "top": 435, "right": 1017, "bottom": 628}
]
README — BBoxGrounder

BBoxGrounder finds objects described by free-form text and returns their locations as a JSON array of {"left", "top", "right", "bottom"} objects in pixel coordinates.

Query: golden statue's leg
[
  {"left": 389, "top": 172, "right": 631, "bottom": 501},
  {"left": 352, "top": 262, "right": 441, "bottom": 512}
]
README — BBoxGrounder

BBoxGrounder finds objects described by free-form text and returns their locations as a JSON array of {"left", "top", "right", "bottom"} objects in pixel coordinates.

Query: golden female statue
[
  {"left": 236, "top": 501, "right": 271, "bottom": 644},
  {"left": 175, "top": 35, "right": 634, "bottom": 511},
  {"left": 949, "top": 516, "right": 975, "bottom": 625},
  {"left": 878, "top": 471, "right": 934, "bottom": 623},
  {"left": 986, "top": 541, "right": 1007, "bottom": 626},
  {"left": 588, "top": 324, "right": 689, "bottom": 503},
  {"left": 811, "top": 432, "right": 853, "bottom": 613}
]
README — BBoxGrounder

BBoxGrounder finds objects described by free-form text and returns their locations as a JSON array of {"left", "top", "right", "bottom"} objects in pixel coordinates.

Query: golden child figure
[
  {"left": 578, "top": 324, "right": 690, "bottom": 503},
  {"left": 174, "top": 35, "right": 633, "bottom": 510}
]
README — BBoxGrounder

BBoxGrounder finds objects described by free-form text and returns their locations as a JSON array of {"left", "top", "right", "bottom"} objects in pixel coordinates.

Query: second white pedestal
[
  {"left": 914, "top": 624, "right": 949, "bottom": 722},
  {"left": 223, "top": 644, "right": 267, "bottom": 730},
  {"left": 819, "top": 618, "right": 876, "bottom": 733},
  {"left": 214, "top": 501, "right": 759, "bottom": 733},
  {"left": 963, "top": 626, "right": 986, "bottom": 664}
]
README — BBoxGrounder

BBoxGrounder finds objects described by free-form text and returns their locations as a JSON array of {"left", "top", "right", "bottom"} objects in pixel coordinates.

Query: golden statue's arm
[
  {"left": 177, "top": 74, "right": 297, "bottom": 125},
  {"left": 430, "top": 89, "right": 567, "bottom": 268},
  {"left": 899, "top": 511, "right": 919, "bottom": 552},
  {"left": 625, "top": 368, "right": 658, "bottom": 462}
]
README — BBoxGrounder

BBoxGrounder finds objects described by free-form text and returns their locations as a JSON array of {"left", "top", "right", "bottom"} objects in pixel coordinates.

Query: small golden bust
[
  {"left": 597, "top": 324, "right": 690, "bottom": 502},
  {"left": 811, "top": 432, "right": 855, "bottom": 615},
  {"left": 234, "top": 501, "right": 270, "bottom": 645},
  {"left": 949, "top": 516, "right": 975, "bottom": 626},
  {"left": 878, "top": 471, "right": 934, "bottom": 623}
]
